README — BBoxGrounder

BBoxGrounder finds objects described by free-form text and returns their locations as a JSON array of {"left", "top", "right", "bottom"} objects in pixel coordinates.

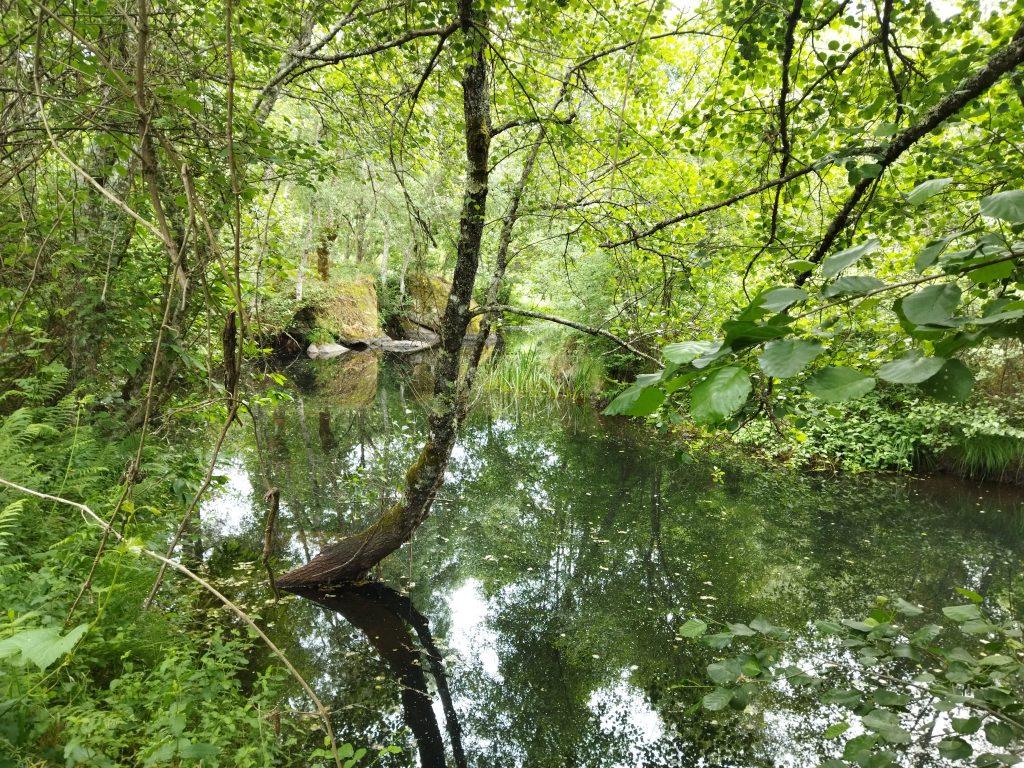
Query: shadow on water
[{"left": 292, "top": 583, "right": 467, "bottom": 768}]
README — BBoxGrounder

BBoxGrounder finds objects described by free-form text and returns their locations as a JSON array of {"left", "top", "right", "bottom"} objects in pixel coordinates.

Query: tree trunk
[{"left": 277, "top": 8, "right": 490, "bottom": 589}]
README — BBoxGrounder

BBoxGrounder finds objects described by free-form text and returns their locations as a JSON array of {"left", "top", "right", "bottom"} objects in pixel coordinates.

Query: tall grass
[
  {"left": 953, "top": 434, "right": 1024, "bottom": 482},
  {"left": 473, "top": 332, "right": 606, "bottom": 409}
]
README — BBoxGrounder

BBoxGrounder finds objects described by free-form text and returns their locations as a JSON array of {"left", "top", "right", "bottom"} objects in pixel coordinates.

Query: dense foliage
[{"left": 2, "top": 0, "right": 1024, "bottom": 763}]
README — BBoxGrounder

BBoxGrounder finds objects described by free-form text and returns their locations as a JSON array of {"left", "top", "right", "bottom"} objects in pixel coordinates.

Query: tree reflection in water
[{"left": 292, "top": 583, "right": 466, "bottom": 768}]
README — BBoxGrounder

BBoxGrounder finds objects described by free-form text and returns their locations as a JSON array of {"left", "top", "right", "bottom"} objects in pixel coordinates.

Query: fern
[{"left": 0, "top": 499, "right": 25, "bottom": 577}]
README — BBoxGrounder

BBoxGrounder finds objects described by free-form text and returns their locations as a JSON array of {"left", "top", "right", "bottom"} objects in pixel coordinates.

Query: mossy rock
[
  {"left": 317, "top": 275, "right": 383, "bottom": 341},
  {"left": 402, "top": 272, "right": 482, "bottom": 337}
]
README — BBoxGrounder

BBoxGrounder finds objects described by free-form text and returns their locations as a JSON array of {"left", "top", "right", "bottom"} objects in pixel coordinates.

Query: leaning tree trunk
[{"left": 277, "top": 8, "right": 490, "bottom": 589}]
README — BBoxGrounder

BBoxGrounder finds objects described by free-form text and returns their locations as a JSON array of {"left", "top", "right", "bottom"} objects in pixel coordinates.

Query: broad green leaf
[
  {"left": 804, "top": 367, "right": 876, "bottom": 402},
  {"left": 919, "top": 359, "right": 973, "bottom": 403},
  {"left": 951, "top": 716, "right": 981, "bottom": 735},
  {"left": 690, "top": 367, "right": 751, "bottom": 424},
  {"left": 862, "top": 709, "right": 901, "bottom": 731},
  {"left": 663, "top": 340, "right": 718, "bottom": 365},
  {"left": 977, "top": 654, "right": 1013, "bottom": 666},
  {"left": 758, "top": 339, "right": 824, "bottom": 378},
  {"left": 678, "top": 619, "right": 708, "bottom": 638},
  {"left": 937, "top": 737, "right": 972, "bottom": 760},
  {"left": 707, "top": 659, "right": 741, "bottom": 684},
  {"left": 757, "top": 287, "right": 808, "bottom": 312},
  {"left": 0, "top": 624, "right": 88, "bottom": 670},
  {"left": 968, "top": 259, "right": 1014, "bottom": 285},
  {"left": 878, "top": 351, "right": 946, "bottom": 384},
  {"left": 604, "top": 382, "right": 665, "bottom": 417},
  {"left": 702, "top": 688, "right": 733, "bottom": 711},
  {"left": 822, "top": 238, "right": 881, "bottom": 279},
  {"left": 907, "top": 177, "right": 952, "bottom": 206},
  {"left": 893, "top": 598, "right": 923, "bottom": 616},
  {"left": 915, "top": 237, "right": 953, "bottom": 272},
  {"left": 873, "top": 689, "right": 911, "bottom": 707},
  {"left": 901, "top": 284, "right": 962, "bottom": 327},
  {"left": 822, "top": 275, "right": 886, "bottom": 298},
  {"left": 980, "top": 189, "right": 1024, "bottom": 223},
  {"left": 983, "top": 722, "right": 1014, "bottom": 747},
  {"left": 955, "top": 587, "right": 984, "bottom": 603},
  {"left": 942, "top": 604, "right": 982, "bottom": 622}
]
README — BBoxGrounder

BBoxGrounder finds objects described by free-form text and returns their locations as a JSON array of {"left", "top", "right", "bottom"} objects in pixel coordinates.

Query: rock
[
  {"left": 317, "top": 343, "right": 350, "bottom": 359},
  {"left": 317, "top": 275, "right": 384, "bottom": 340},
  {"left": 402, "top": 273, "right": 482, "bottom": 338},
  {"left": 306, "top": 343, "right": 319, "bottom": 358}
]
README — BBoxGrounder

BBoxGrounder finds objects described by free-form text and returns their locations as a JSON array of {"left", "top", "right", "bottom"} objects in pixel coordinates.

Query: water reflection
[
  {"left": 291, "top": 583, "right": 466, "bottom": 768},
  {"left": 206, "top": 354, "right": 1024, "bottom": 766}
]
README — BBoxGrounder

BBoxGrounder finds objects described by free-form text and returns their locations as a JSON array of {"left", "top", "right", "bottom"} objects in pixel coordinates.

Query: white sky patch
[
  {"left": 447, "top": 579, "right": 502, "bottom": 680},
  {"left": 202, "top": 459, "right": 252, "bottom": 535},
  {"left": 588, "top": 679, "right": 664, "bottom": 750}
]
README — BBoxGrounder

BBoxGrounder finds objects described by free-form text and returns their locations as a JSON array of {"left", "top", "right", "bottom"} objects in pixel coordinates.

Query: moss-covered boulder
[
  {"left": 318, "top": 275, "right": 383, "bottom": 341},
  {"left": 402, "top": 272, "right": 481, "bottom": 337}
]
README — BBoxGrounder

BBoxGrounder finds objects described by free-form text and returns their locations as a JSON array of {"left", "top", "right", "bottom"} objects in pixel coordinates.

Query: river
[{"left": 202, "top": 351, "right": 1024, "bottom": 767}]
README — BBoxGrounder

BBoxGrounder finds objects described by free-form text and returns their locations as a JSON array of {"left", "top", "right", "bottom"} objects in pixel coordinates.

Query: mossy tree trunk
[{"left": 277, "top": 3, "right": 490, "bottom": 588}]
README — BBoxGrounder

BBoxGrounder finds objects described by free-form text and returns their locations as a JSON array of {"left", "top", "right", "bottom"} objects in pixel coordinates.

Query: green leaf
[
  {"left": 907, "top": 177, "right": 952, "bottom": 206},
  {"left": 915, "top": 237, "right": 953, "bottom": 272},
  {"left": 980, "top": 189, "right": 1024, "bottom": 223},
  {"left": 822, "top": 238, "right": 881, "bottom": 279},
  {"left": 804, "top": 367, "right": 876, "bottom": 402},
  {"left": 758, "top": 339, "right": 824, "bottom": 378},
  {"left": 942, "top": 604, "right": 983, "bottom": 622},
  {"left": 727, "top": 623, "right": 756, "bottom": 637},
  {"left": 604, "top": 382, "right": 665, "bottom": 417},
  {"left": 702, "top": 687, "right": 733, "bottom": 711},
  {"left": 877, "top": 351, "right": 946, "bottom": 384},
  {"left": 955, "top": 587, "right": 984, "bottom": 603},
  {"left": 862, "top": 709, "right": 901, "bottom": 732},
  {"left": 901, "top": 284, "right": 962, "bottom": 327},
  {"left": 690, "top": 367, "right": 751, "bottom": 424},
  {"left": 707, "top": 659, "right": 741, "bottom": 685},
  {"left": 968, "top": 260, "right": 1014, "bottom": 285},
  {"left": 757, "top": 287, "right": 809, "bottom": 312},
  {"left": 0, "top": 624, "right": 89, "bottom": 671},
  {"left": 663, "top": 340, "right": 719, "bottom": 365},
  {"left": 893, "top": 598, "right": 923, "bottom": 616},
  {"left": 873, "top": 689, "right": 911, "bottom": 707},
  {"left": 918, "top": 359, "right": 973, "bottom": 403},
  {"left": 978, "top": 654, "right": 1013, "bottom": 666},
  {"left": 937, "top": 737, "right": 972, "bottom": 760},
  {"left": 822, "top": 275, "right": 886, "bottom": 298},
  {"left": 678, "top": 619, "right": 708, "bottom": 638},
  {"left": 823, "top": 722, "right": 850, "bottom": 739},
  {"left": 951, "top": 716, "right": 981, "bottom": 735},
  {"left": 983, "top": 722, "right": 1015, "bottom": 747}
]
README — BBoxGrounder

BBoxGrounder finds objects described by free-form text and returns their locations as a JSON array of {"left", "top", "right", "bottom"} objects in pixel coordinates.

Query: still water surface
[{"left": 206, "top": 353, "right": 1024, "bottom": 767}]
